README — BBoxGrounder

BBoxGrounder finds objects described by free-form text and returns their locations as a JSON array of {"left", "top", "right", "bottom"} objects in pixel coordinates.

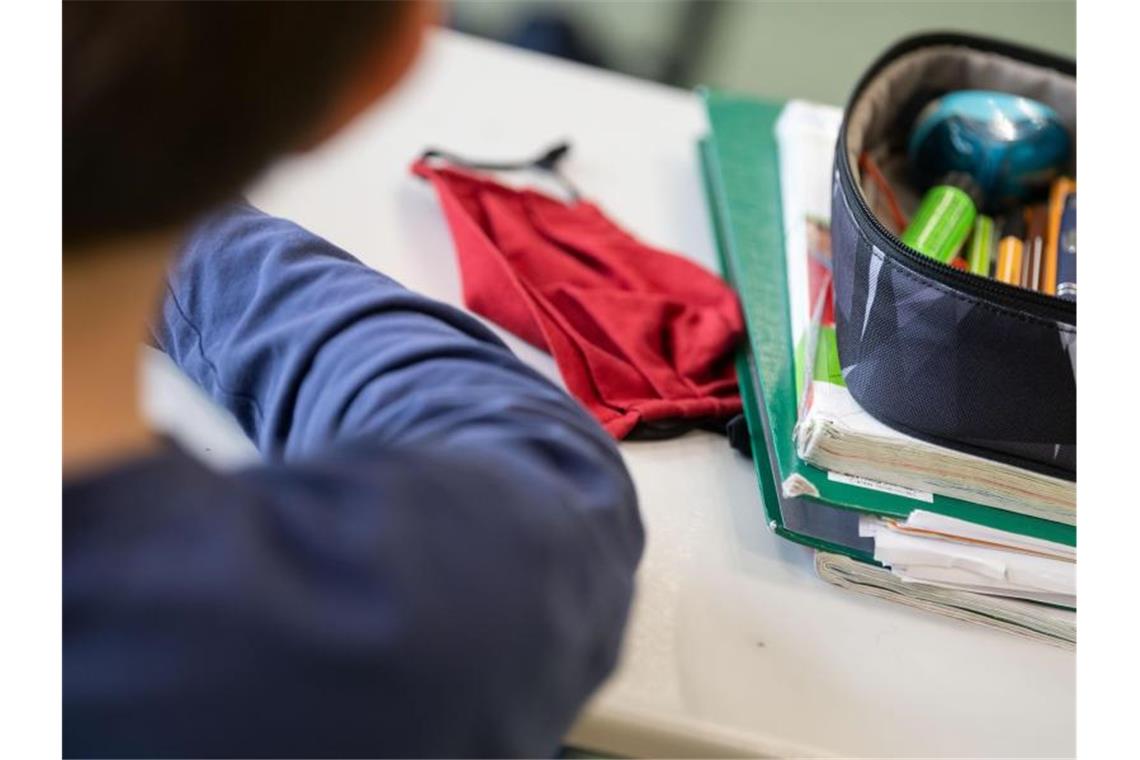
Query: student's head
[{"left": 64, "top": 1, "right": 432, "bottom": 248}]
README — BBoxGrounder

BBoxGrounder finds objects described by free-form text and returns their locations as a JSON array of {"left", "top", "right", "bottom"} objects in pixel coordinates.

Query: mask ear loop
[{"left": 420, "top": 142, "right": 581, "bottom": 202}]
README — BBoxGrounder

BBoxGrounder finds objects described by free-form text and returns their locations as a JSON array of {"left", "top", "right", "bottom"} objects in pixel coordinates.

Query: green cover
[
  {"left": 698, "top": 89, "right": 1075, "bottom": 548},
  {"left": 700, "top": 137, "right": 874, "bottom": 562}
]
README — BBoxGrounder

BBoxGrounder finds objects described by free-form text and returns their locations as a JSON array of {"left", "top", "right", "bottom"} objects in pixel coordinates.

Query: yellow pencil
[{"left": 995, "top": 215, "right": 1025, "bottom": 286}]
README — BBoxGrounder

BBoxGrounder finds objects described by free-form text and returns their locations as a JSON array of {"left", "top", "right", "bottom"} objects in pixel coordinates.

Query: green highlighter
[
  {"left": 900, "top": 184, "right": 976, "bottom": 264},
  {"left": 966, "top": 214, "right": 995, "bottom": 276}
]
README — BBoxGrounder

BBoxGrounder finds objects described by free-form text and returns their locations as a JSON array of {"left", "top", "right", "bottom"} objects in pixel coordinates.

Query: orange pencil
[{"left": 1042, "top": 177, "right": 1076, "bottom": 295}]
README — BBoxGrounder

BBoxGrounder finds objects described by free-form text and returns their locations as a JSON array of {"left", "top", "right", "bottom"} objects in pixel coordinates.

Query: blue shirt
[{"left": 63, "top": 204, "right": 644, "bottom": 758}]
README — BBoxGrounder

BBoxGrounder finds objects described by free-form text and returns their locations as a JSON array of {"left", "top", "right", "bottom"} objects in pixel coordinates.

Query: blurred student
[{"left": 63, "top": 2, "right": 642, "bottom": 756}]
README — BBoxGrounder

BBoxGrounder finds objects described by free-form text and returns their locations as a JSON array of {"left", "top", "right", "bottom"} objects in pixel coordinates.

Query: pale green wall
[
  {"left": 696, "top": 1, "right": 1076, "bottom": 105},
  {"left": 450, "top": 0, "right": 1076, "bottom": 104}
]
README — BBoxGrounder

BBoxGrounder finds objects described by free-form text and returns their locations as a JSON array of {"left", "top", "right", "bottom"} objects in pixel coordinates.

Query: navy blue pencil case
[{"left": 830, "top": 33, "right": 1076, "bottom": 479}]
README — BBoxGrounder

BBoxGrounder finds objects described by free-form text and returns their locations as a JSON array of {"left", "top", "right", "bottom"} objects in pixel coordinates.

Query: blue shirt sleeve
[{"left": 66, "top": 203, "right": 643, "bottom": 757}]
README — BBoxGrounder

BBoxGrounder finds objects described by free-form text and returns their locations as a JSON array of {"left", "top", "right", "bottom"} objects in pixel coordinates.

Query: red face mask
[{"left": 412, "top": 144, "right": 744, "bottom": 440}]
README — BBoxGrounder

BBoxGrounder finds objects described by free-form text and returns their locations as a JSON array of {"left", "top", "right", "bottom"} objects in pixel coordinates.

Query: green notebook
[{"left": 698, "top": 89, "right": 1075, "bottom": 556}]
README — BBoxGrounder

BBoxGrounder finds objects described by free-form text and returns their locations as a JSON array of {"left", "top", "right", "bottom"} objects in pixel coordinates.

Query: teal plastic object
[{"left": 909, "top": 90, "right": 1070, "bottom": 209}]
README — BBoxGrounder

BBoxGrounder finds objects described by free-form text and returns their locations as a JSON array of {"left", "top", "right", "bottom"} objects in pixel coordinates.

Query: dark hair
[{"left": 64, "top": 1, "right": 405, "bottom": 245}]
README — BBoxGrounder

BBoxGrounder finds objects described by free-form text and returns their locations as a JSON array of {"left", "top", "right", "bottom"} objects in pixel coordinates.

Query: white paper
[
  {"left": 903, "top": 510, "right": 1075, "bottom": 560},
  {"left": 860, "top": 516, "right": 1076, "bottom": 598}
]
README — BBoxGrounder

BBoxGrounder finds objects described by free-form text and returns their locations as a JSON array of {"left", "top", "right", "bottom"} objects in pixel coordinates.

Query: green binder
[{"left": 698, "top": 89, "right": 1075, "bottom": 557}]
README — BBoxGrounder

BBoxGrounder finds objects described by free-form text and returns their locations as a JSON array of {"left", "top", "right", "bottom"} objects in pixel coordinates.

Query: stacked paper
[
  {"left": 698, "top": 91, "right": 1076, "bottom": 646},
  {"left": 774, "top": 100, "right": 1076, "bottom": 633},
  {"left": 815, "top": 552, "right": 1075, "bottom": 648},
  {"left": 858, "top": 511, "right": 1074, "bottom": 608}
]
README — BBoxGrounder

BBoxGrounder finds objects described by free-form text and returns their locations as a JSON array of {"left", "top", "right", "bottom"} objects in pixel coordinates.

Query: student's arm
[{"left": 145, "top": 203, "right": 642, "bottom": 755}]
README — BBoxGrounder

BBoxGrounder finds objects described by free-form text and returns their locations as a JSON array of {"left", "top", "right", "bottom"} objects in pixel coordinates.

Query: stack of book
[{"left": 698, "top": 94, "right": 1075, "bottom": 648}]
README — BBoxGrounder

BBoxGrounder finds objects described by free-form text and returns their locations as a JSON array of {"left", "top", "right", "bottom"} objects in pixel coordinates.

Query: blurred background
[{"left": 447, "top": 0, "right": 1075, "bottom": 105}]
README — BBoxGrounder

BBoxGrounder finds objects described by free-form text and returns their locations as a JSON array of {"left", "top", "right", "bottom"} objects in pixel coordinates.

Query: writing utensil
[
  {"left": 859, "top": 152, "right": 909, "bottom": 232},
  {"left": 995, "top": 215, "right": 1025, "bottom": 285},
  {"left": 1042, "top": 177, "right": 1076, "bottom": 295},
  {"left": 1019, "top": 209, "right": 1032, "bottom": 287},
  {"left": 989, "top": 216, "right": 1005, "bottom": 277},
  {"left": 900, "top": 184, "right": 976, "bottom": 263},
  {"left": 1023, "top": 204, "right": 1048, "bottom": 291},
  {"left": 1055, "top": 191, "right": 1076, "bottom": 300},
  {"left": 966, "top": 214, "right": 995, "bottom": 276}
]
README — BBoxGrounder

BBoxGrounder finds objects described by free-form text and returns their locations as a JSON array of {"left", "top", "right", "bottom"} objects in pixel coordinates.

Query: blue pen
[{"left": 1055, "top": 192, "right": 1076, "bottom": 301}]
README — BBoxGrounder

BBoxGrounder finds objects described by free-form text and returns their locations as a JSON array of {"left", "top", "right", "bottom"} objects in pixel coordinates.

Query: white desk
[{"left": 143, "top": 29, "right": 1075, "bottom": 758}]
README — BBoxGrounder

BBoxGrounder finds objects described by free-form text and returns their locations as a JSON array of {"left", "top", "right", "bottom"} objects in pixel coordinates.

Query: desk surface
[{"left": 143, "top": 29, "right": 1074, "bottom": 758}]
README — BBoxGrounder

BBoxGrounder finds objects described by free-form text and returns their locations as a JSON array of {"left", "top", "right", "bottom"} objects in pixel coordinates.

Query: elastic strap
[{"left": 420, "top": 142, "right": 580, "bottom": 201}]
